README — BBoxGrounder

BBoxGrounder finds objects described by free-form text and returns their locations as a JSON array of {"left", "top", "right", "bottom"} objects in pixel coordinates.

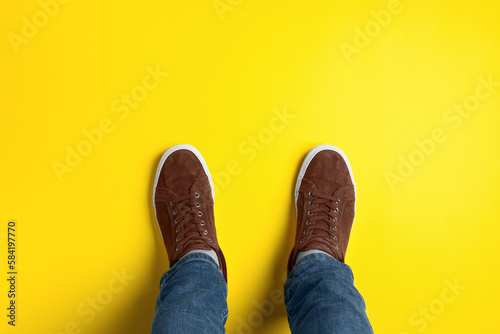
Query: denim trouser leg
[
  {"left": 284, "top": 253, "right": 374, "bottom": 334},
  {"left": 151, "top": 253, "right": 228, "bottom": 334},
  {"left": 152, "top": 252, "right": 371, "bottom": 334}
]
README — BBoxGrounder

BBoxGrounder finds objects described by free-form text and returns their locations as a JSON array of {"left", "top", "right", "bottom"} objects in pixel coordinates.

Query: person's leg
[
  {"left": 151, "top": 144, "right": 228, "bottom": 333},
  {"left": 285, "top": 145, "right": 373, "bottom": 334},
  {"left": 151, "top": 252, "right": 227, "bottom": 334},
  {"left": 285, "top": 253, "right": 372, "bottom": 334}
]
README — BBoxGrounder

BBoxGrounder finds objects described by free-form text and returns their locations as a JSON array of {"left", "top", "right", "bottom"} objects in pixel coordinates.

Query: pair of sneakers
[{"left": 153, "top": 144, "right": 357, "bottom": 282}]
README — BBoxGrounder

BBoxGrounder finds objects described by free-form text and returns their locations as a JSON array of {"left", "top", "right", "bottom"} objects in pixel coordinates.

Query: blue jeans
[{"left": 151, "top": 253, "right": 373, "bottom": 334}]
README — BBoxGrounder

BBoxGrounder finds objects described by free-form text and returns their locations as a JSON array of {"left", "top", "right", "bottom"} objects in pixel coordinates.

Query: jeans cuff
[
  {"left": 160, "top": 252, "right": 224, "bottom": 286},
  {"left": 287, "top": 252, "right": 354, "bottom": 282}
]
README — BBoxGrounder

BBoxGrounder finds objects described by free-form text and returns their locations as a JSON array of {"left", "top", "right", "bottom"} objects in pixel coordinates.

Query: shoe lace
[
  {"left": 170, "top": 192, "right": 211, "bottom": 254},
  {"left": 302, "top": 191, "right": 341, "bottom": 252}
]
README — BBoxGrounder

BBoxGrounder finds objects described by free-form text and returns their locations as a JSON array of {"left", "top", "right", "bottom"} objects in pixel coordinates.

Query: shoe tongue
[
  {"left": 181, "top": 223, "right": 210, "bottom": 250},
  {"left": 312, "top": 190, "right": 334, "bottom": 213},
  {"left": 313, "top": 216, "right": 331, "bottom": 233},
  {"left": 312, "top": 199, "right": 334, "bottom": 234},
  {"left": 188, "top": 241, "right": 210, "bottom": 250}
]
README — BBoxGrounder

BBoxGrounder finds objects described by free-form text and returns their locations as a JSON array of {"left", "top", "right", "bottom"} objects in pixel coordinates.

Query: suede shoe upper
[
  {"left": 153, "top": 146, "right": 227, "bottom": 281},
  {"left": 288, "top": 146, "right": 356, "bottom": 273}
]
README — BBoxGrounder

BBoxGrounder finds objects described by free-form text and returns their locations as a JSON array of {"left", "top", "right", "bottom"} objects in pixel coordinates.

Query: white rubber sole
[
  {"left": 294, "top": 145, "right": 357, "bottom": 214},
  {"left": 152, "top": 144, "right": 215, "bottom": 233}
]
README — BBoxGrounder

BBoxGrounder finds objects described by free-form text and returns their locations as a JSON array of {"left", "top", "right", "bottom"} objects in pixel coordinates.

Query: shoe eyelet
[
  {"left": 333, "top": 226, "right": 337, "bottom": 231},
  {"left": 198, "top": 211, "right": 203, "bottom": 217},
  {"left": 308, "top": 201, "right": 314, "bottom": 206},
  {"left": 170, "top": 200, "right": 174, "bottom": 205},
  {"left": 333, "top": 217, "right": 337, "bottom": 222},
  {"left": 208, "top": 238, "right": 213, "bottom": 243},
  {"left": 335, "top": 245, "right": 339, "bottom": 250},
  {"left": 303, "top": 230, "right": 308, "bottom": 234},
  {"left": 307, "top": 211, "right": 313, "bottom": 216},
  {"left": 308, "top": 191, "right": 313, "bottom": 197},
  {"left": 334, "top": 208, "right": 339, "bottom": 213},
  {"left": 175, "top": 237, "right": 179, "bottom": 241},
  {"left": 173, "top": 210, "right": 177, "bottom": 214},
  {"left": 195, "top": 192, "right": 200, "bottom": 198},
  {"left": 336, "top": 199, "right": 341, "bottom": 204},
  {"left": 175, "top": 227, "right": 179, "bottom": 232},
  {"left": 299, "top": 239, "right": 304, "bottom": 243},
  {"left": 175, "top": 247, "right": 179, "bottom": 251},
  {"left": 174, "top": 218, "right": 178, "bottom": 224},
  {"left": 306, "top": 220, "right": 311, "bottom": 225},
  {"left": 196, "top": 202, "right": 201, "bottom": 207},
  {"left": 200, "top": 221, "right": 205, "bottom": 226},
  {"left": 204, "top": 230, "right": 208, "bottom": 235},
  {"left": 333, "top": 235, "right": 337, "bottom": 240}
]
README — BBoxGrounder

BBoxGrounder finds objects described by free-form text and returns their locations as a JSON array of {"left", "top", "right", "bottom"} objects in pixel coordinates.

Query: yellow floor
[{"left": 1, "top": 0, "right": 499, "bottom": 333}]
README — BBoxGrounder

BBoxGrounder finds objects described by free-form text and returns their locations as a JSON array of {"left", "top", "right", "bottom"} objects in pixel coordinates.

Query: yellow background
[{"left": 1, "top": 0, "right": 499, "bottom": 333}]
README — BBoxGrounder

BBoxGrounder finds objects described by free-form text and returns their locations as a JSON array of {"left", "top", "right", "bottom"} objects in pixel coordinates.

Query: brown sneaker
[
  {"left": 287, "top": 145, "right": 357, "bottom": 273},
  {"left": 153, "top": 144, "right": 227, "bottom": 281}
]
